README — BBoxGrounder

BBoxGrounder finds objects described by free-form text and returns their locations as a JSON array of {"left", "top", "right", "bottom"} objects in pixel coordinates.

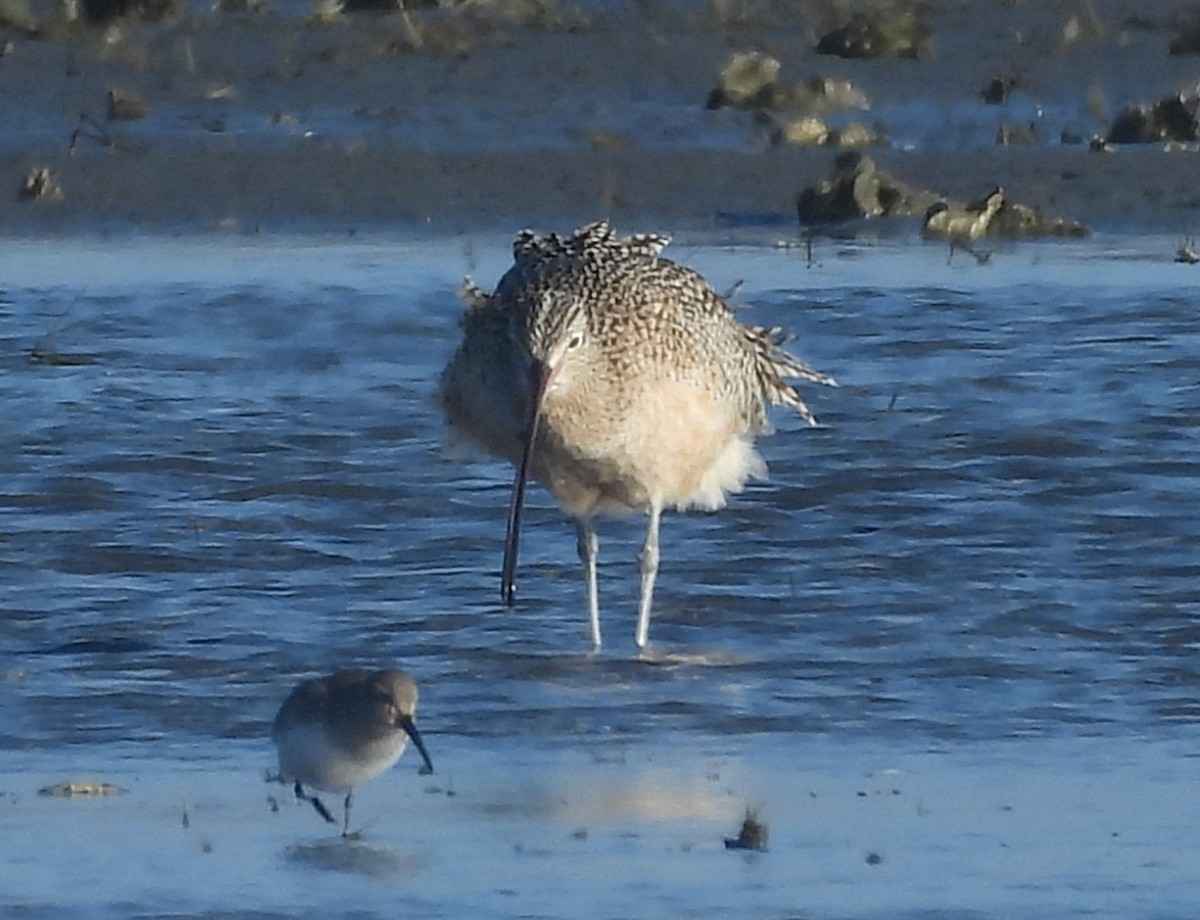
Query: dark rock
[
  {"left": 1169, "top": 15, "right": 1200, "bottom": 55},
  {"left": 107, "top": 89, "right": 150, "bottom": 121},
  {"left": 797, "top": 152, "right": 934, "bottom": 224},
  {"left": 798, "top": 156, "right": 1090, "bottom": 239},
  {"left": 82, "top": 0, "right": 183, "bottom": 23},
  {"left": 995, "top": 122, "right": 1038, "bottom": 146},
  {"left": 1106, "top": 92, "right": 1200, "bottom": 145},
  {"left": 989, "top": 201, "right": 1090, "bottom": 238},
  {"left": 816, "top": 8, "right": 930, "bottom": 60},
  {"left": 981, "top": 75, "right": 1020, "bottom": 105},
  {"left": 0, "top": 0, "right": 37, "bottom": 34},
  {"left": 19, "top": 167, "right": 63, "bottom": 202},
  {"left": 707, "top": 52, "right": 868, "bottom": 116}
]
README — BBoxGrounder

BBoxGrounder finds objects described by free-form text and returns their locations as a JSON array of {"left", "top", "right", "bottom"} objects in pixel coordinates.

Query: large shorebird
[
  {"left": 440, "top": 221, "right": 834, "bottom": 649},
  {"left": 271, "top": 668, "right": 433, "bottom": 836}
]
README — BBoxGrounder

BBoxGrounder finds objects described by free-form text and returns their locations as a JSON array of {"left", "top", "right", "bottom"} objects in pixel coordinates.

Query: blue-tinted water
[{"left": 0, "top": 232, "right": 1197, "bottom": 918}]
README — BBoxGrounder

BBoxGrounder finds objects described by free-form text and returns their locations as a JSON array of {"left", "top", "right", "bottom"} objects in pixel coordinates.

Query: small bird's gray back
[{"left": 271, "top": 668, "right": 433, "bottom": 836}]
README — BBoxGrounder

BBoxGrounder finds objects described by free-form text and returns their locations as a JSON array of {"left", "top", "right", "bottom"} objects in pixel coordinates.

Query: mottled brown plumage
[{"left": 439, "top": 221, "right": 834, "bottom": 648}]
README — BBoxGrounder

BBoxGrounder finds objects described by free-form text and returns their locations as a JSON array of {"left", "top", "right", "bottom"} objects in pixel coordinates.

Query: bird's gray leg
[
  {"left": 295, "top": 782, "right": 336, "bottom": 825},
  {"left": 635, "top": 503, "right": 662, "bottom": 649},
  {"left": 342, "top": 790, "right": 354, "bottom": 837},
  {"left": 576, "top": 518, "right": 601, "bottom": 648}
]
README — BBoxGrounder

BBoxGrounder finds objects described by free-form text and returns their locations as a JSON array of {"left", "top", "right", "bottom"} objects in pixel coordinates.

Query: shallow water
[{"left": 1, "top": 231, "right": 1198, "bottom": 918}]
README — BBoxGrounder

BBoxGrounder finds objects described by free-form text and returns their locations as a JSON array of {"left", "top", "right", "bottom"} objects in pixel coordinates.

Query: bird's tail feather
[{"left": 746, "top": 325, "right": 836, "bottom": 426}]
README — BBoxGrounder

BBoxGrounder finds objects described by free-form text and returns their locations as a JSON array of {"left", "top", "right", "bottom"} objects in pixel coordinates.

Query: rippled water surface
[{"left": 1, "top": 232, "right": 1198, "bottom": 918}]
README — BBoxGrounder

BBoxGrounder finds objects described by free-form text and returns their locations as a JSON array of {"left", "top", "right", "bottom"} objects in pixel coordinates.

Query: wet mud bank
[
  {"left": 4, "top": 0, "right": 1200, "bottom": 236},
  {"left": 5, "top": 145, "right": 1200, "bottom": 237}
]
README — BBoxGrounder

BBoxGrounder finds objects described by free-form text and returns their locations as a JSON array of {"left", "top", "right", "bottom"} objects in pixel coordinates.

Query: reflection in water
[{"left": 285, "top": 839, "right": 427, "bottom": 881}]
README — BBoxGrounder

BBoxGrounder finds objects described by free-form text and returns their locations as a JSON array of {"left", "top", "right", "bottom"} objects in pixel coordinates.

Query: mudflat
[{"left": 3, "top": 0, "right": 1200, "bottom": 235}]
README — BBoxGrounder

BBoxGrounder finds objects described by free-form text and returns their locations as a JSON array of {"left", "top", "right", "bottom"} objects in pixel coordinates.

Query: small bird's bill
[
  {"left": 399, "top": 715, "right": 435, "bottom": 775},
  {"left": 501, "top": 360, "right": 549, "bottom": 606}
]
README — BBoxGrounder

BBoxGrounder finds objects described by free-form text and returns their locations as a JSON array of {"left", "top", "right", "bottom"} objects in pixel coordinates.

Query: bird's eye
[{"left": 567, "top": 332, "right": 585, "bottom": 350}]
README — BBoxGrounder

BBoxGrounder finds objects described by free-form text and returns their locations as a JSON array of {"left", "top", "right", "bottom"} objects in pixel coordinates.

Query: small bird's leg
[
  {"left": 341, "top": 790, "right": 354, "bottom": 837},
  {"left": 635, "top": 503, "right": 662, "bottom": 649},
  {"left": 294, "top": 782, "right": 336, "bottom": 825},
  {"left": 575, "top": 518, "right": 600, "bottom": 648}
]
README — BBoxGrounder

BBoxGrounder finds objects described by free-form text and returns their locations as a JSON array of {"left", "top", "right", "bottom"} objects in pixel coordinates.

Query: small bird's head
[{"left": 371, "top": 671, "right": 434, "bottom": 776}]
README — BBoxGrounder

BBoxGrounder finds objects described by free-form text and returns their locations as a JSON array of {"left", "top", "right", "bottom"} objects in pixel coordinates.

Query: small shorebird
[
  {"left": 922, "top": 187, "right": 1005, "bottom": 242},
  {"left": 439, "top": 221, "right": 834, "bottom": 649},
  {"left": 271, "top": 668, "right": 433, "bottom": 836}
]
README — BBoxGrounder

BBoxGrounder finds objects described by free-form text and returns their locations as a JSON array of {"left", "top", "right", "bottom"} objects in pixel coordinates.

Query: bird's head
[
  {"left": 521, "top": 291, "right": 591, "bottom": 402},
  {"left": 372, "top": 671, "right": 434, "bottom": 776}
]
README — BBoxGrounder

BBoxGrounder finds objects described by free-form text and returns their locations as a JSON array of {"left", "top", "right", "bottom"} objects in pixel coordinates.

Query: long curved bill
[
  {"left": 501, "top": 360, "right": 550, "bottom": 606},
  {"left": 398, "top": 714, "right": 434, "bottom": 776}
]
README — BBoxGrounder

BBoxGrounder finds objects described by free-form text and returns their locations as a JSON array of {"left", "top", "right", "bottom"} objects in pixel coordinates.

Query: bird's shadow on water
[{"left": 284, "top": 835, "right": 427, "bottom": 880}]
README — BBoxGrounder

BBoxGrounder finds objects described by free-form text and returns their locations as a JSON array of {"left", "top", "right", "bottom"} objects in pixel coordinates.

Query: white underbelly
[{"left": 276, "top": 724, "right": 405, "bottom": 793}]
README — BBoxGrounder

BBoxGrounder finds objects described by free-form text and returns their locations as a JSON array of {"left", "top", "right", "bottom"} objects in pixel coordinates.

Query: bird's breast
[
  {"left": 534, "top": 376, "right": 762, "bottom": 516},
  {"left": 276, "top": 723, "right": 407, "bottom": 793}
]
